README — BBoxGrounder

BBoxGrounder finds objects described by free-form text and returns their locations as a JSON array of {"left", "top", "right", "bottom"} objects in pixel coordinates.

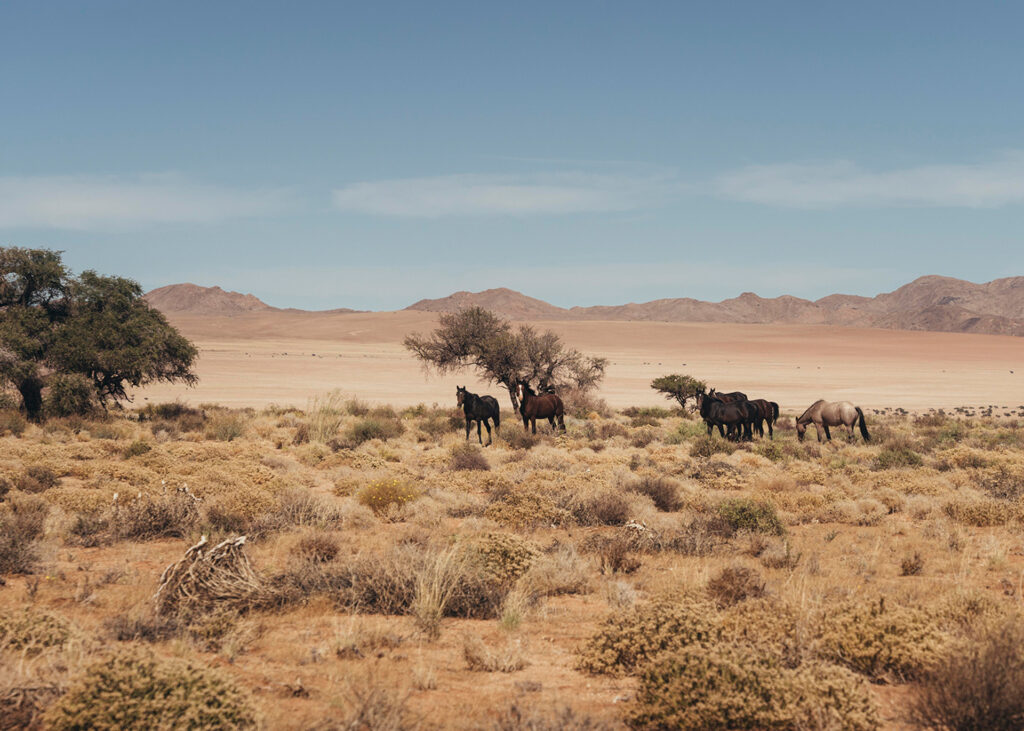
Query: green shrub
[
  {"left": 44, "top": 648, "right": 258, "bottom": 730},
  {"left": 44, "top": 373, "right": 96, "bottom": 417},
  {"left": 348, "top": 416, "right": 405, "bottom": 444},
  {"left": 715, "top": 498, "right": 785, "bottom": 535},
  {"left": 577, "top": 594, "right": 716, "bottom": 675},
  {"left": 629, "top": 646, "right": 878, "bottom": 731}
]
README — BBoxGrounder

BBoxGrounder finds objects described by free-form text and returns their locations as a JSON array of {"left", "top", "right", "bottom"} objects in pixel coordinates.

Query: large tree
[
  {"left": 404, "top": 307, "right": 607, "bottom": 411},
  {"left": 0, "top": 247, "right": 198, "bottom": 419}
]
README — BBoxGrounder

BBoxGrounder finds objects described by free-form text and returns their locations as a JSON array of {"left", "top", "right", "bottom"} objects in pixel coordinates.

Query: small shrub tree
[{"left": 651, "top": 374, "right": 707, "bottom": 411}]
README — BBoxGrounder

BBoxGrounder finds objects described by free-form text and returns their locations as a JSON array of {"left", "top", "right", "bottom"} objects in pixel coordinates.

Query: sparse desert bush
[
  {"left": 715, "top": 497, "right": 785, "bottom": 535},
  {"left": 628, "top": 474, "right": 683, "bottom": 512},
  {"left": 470, "top": 532, "right": 538, "bottom": 586},
  {"left": 0, "top": 609, "right": 72, "bottom": 652},
  {"left": 942, "top": 496, "right": 1017, "bottom": 526},
  {"left": 0, "top": 409, "right": 27, "bottom": 436},
  {"left": 44, "top": 648, "right": 258, "bottom": 730},
  {"left": 630, "top": 426, "right": 658, "bottom": 448},
  {"left": 690, "top": 434, "right": 735, "bottom": 459},
  {"left": 519, "top": 544, "right": 591, "bottom": 597},
  {"left": 204, "top": 410, "right": 249, "bottom": 441},
  {"left": 815, "top": 598, "right": 951, "bottom": 681},
  {"left": 901, "top": 551, "right": 925, "bottom": 576},
  {"left": 567, "top": 488, "right": 631, "bottom": 526},
  {"left": 307, "top": 390, "right": 347, "bottom": 442},
  {"left": 114, "top": 491, "right": 200, "bottom": 540},
  {"left": 348, "top": 416, "right": 405, "bottom": 444},
  {"left": 266, "top": 488, "right": 343, "bottom": 529},
  {"left": 582, "top": 534, "right": 642, "bottom": 575},
  {"left": 909, "top": 618, "right": 1024, "bottom": 731},
  {"left": 463, "top": 634, "right": 528, "bottom": 672},
  {"left": 490, "top": 703, "right": 617, "bottom": 731},
  {"left": 357, "top": 478, "right": 421, "bottom": 517},
  {"left": 706, "top": 564, "right": 766, "bottom": 608},
  {"left": 450, "top": 442, "right": 490, "bottom": 471},
  {"left": 292, "top": 531, "right": 341, "bottom": 563},
  {"left": 123, "top": 438, "right": 152, "bottom": 459},
  {"left": 628, "top": 646, "right": 878, "bottom": 731},
  {"left": 485, "top": 484, "right": 570, "bottom": 529},
  {"left": 16, "top": 464, "right": 59, "bottom": 493},
  {"left": 759, "top": 541, "right": 801, "bottom": 570},
  {"left": 716, "top": 597, "right": 803, "bottom": 667},
  {"left": 504, "top": 429, "right": 540, "bottom": 450},
  {"left": 874, "top": 444, "right": 924, "bottom": 469},
  {"left": 0, "top": 493, "right": 49, "bottom": 573},
  {"left": 577, "top": 594, "right": 716, "bottom": 675}
]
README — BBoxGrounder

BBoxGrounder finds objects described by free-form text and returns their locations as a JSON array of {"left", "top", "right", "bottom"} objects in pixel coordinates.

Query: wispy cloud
[
  {"left": 332, "top": 172, "right": 675, "bottom": 217},
  {"left": 0, "top": 174, "right": 292, "bottom": 229},
  {"left": 715, "top": 152, "right": 1024, "bottom": 208}
]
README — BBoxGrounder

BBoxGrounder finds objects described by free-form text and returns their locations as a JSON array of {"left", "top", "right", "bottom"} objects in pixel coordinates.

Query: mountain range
[{"left": 146, "top": 276, "right": 1024, "bottom": 337}]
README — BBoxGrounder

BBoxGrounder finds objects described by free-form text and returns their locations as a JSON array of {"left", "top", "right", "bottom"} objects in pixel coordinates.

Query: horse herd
[{"left": 455, "top": 383, "right": 869, "bottom": 447}]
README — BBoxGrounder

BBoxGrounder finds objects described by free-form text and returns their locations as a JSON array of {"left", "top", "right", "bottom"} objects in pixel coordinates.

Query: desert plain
[{"left": 137, "top": 310, "right": 1024, "bottom": 411}]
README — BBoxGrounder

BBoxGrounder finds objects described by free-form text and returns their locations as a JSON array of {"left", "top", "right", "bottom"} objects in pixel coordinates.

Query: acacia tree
[
  {"left": 651, "top": 373, "right": 707, "bottom": 411},
  {"left": 0, "top": 247, "right": 198, "bottom": 420},
  {"left": 403, "top": 307, "right": 607, "bottom": 411}
]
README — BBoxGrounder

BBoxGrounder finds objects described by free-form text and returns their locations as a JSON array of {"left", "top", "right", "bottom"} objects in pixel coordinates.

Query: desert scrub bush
[
  {"left": 204, "top": 411, "right": 248, "bottom": 441},
  {"left": 306, "top": 389, "right": 347, "bottom": 442},
  {"left": 0, "top": 609, "right": 72, "bottom": 652},
  {"left": 909, "top": 617, "right": 1024, "bottom": 731},
  {"left": 815, "top": 598, "right": 951, "bottom": 681},
  {"left": 0, "top": 408, "right": 27, "bottom": 436},
  {"left": 0, "top": 493, "right": 49, "bottom": 573},
  {"left": 113, "top": 491, "right": 200, "bottom": 540},
  {"left": 463, "top": 634, "right": 528, "bottom": 672},
  {"left": 630, "top": 426, "right": 658, "bottom": 448},
  {"left": 717, "top": 597, "right": 803, "bottom": 667},
  {"left": 485, "top": 484, "right": 570, "bottom": 529},
  {"left": 410, "top": 546, "right": 467, "bottom": 638},
  {"left": 942, "top": 496, "right": 1017, "bottom": 526},
  {"left": 976, "top": 462, "right": 1024, "bottom": 500},
  {"left": 519, "top": 543, "right": 591, "bottom": 597},
  {"left": 577, "top": 594, "right": 716, "bottom": 676},
  {"left": 706, "top": 564, "right": 766, "bottom": 608},
  {"left": 874, "top": 444, "right": 924, "bottom": 469},
  {"left": 715, "top": 497, "right": 785, "bottom": 535},
  {"left": 450, "top": 442, "right": 490, "bottom": 471},
  {"left": 291, "top": 530, "right": 340, "bottom": 563},
  {"left": 628, "top": 646, "right": 878, "bottom": 731},
  {"left": 900, "top": 551, "right": 925, "bottom": 576},
  {"left": 357, "top": 477, "right": 421, "bottom": 517},
  {"left": 348, "top": 415, "right": 405, "bottom": 444},
  {"left": 469, "top": 532, "right": 538, "bottom": 586},
  {"left": 262, "top": 488, "right": 343, "bottom": 530},
  {"left": 123, "top": 438, "right": 152, "bottom": 459},
  {"left": 628, "top": 474, "right": 683, "bottom": 512},
  {"left": 690, "top": 433, "right": 736, "bottom": 459},
  {"left": 44, "top": 648, "right": 258, "bottom": 730},
  {"left": 503, "top": 429, "right": 540, "bottom": 450},
  {"left": 566, "top": 488, "right": 631, "bottom": 526},
  {"left": 16, "top": 464, "right": 59, "bottom": 493}
]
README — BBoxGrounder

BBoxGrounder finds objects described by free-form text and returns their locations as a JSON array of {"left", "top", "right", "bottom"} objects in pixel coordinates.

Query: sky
[{"left": 2, "top": 1, "right": 1023, "bottom": 310}]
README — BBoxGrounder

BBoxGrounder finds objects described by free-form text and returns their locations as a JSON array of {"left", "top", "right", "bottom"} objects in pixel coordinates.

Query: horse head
[
  {"left": 795, "top": 421, "right": 806, "bottom": 441},
  {"left": 456, "top": 385, "right": 466, "bottom": 406}
]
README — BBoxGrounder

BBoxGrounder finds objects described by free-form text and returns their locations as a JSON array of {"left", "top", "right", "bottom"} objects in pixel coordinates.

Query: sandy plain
[{"left": 135, "top": 310, "right": 1024, "bottom": 412}]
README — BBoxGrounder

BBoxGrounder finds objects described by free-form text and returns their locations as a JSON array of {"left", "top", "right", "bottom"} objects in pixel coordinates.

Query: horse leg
[
  {"left": 815, "top": 423, "right": 824, "bottom": 442},
  {"left": 465, "top": 419, "right": 471, "bottom": 441},
  {"left": 531, "top": 417, "right": 537, "bottom": 435},
  {"left": 547, "top": 416, "right": 555, "bottom": 433},
  {"left": 477, "top": 420, "right": 483, "bottom": 445},
  {"left": 767, "top": 419, "right": 774, "bottom": 440},
  {"left": 823, "top": 424, "right": 832, "bottom": 441},
  {"left": 483, "top": 419, "right": 492, "bottom": 447}
]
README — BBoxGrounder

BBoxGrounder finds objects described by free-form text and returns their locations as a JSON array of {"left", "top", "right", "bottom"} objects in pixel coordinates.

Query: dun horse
[
  {"left": 456, "top": 386, "right": 501, "bottom": 446},
  {"left": 796, "top": 399, "right": 870, "bottom": 442},
  {"left": 518, "top": 381, "right": 566, "bottom": 434}
]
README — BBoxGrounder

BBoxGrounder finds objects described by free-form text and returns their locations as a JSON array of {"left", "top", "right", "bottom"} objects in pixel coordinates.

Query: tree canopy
[
  {"left": 0, "top": 247, "right": 198, "bottom": 419},
  {"left": 651, "top": 373, "right": 707, "bottom": 410},
  {"left": 403, "top": 307, "right": 606, "bottom": 411}
]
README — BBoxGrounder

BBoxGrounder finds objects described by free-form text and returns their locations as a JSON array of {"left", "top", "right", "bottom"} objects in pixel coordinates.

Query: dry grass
[{"left": 3, "top": 403, "right": 1024, "bottom": 728}]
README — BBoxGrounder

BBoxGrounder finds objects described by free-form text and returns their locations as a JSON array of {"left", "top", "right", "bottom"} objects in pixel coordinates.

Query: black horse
[
  {"left": 749, "top": 399, "right": 780, "bottom": 439},
  {"left": 456, "top": 386, "right": 500, "bottom": 446},
  {"left": 698, "top": 391, "right": 757, "bottom": 441},
  {"left": 518, "top": 381, "right": 566, "bottom": 434}
]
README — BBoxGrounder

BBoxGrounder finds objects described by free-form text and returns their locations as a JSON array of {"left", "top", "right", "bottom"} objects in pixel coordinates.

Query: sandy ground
[{"left": 134, "top": 310, "right": 1024, "bottom": 412}]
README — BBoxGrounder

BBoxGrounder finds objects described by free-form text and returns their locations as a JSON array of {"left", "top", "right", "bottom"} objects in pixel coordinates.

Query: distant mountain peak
[{"left": 145, "top": 283, "right": 275, "bottom": 316}]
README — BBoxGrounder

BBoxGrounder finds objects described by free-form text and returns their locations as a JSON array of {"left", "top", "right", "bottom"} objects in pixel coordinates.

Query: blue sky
[{"left": 2, "top": 1, "right": 1023, "bottom": 310}]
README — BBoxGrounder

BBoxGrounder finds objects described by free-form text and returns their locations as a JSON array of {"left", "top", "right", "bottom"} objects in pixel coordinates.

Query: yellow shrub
[{"left": 357, "top": 477, "right": 421, "bottom": 516}]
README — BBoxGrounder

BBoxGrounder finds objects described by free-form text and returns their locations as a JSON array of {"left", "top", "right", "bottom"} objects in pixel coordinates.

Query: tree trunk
[
  {"left": 504, "top": 382, "right": 520, "bottom": 414},
  {"left": 18, "top": 376, "right": 44, "bottom": 422}
]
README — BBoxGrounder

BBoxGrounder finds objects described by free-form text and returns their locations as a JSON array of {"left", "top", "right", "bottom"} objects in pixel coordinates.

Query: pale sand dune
[{"left": 134, "top": 311, "right": 1024, "bottom": 412}]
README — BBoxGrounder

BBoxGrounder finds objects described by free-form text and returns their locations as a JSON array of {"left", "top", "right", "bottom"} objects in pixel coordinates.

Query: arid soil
[{"left": 135, "top": 310, "right": 1024, "bottom": 412}]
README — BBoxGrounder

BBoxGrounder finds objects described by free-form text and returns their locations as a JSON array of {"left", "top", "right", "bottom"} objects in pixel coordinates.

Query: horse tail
[
  {"left": 771, "top": 402, "right": 779, "bottom": 424},
  {"left": 856, "top": 406, "right": 870, "bottom": 441},
  {"left": 493, "top": 407, "right": 501, "bottom": 431}
]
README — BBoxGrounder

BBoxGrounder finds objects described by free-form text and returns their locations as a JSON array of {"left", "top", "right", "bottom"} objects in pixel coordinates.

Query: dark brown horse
[
  {"left": 456, "top": 386, "right": 500, "bottom": 446},
  {"left": 697, "top": 391, "right": 757, "bottom": 441},
  {"left": 706, "top": 389, "right": 749, "bottom": 439},
  {"left": 518, "top": 381, "right": 566, "bottom": 434},
  {"left": 749, "top": 399, "right": 780, "bottom": 439}
]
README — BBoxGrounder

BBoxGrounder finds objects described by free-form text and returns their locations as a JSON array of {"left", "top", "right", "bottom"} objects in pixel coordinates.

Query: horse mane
[{"left": 797, "top": 399, "right": 826, "bottom": 422}]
